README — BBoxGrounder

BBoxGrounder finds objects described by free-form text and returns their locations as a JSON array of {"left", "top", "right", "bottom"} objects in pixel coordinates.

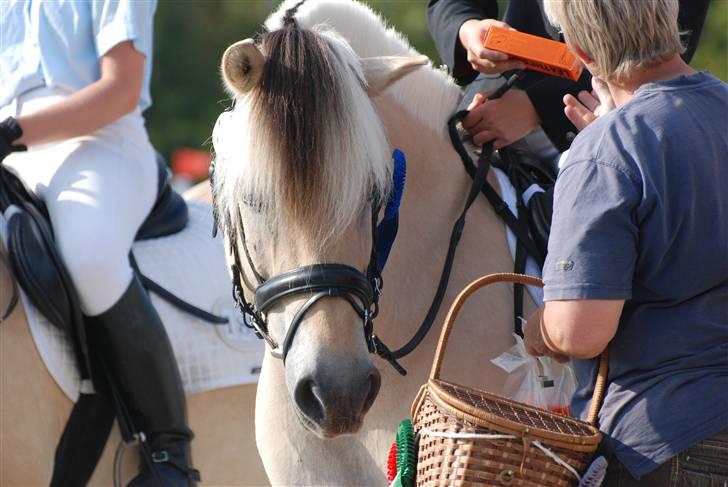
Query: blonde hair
[{"left": 544, "top": 0, "right": 685, "bottom": 81}]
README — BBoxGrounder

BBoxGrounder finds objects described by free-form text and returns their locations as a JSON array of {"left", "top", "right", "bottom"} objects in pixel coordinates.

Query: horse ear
[
  {"left": 221, "top": 39, "right": 265, "bottom": 96},
  {"left": 361, "top": 56, "right": 429, "bottom": 96}
]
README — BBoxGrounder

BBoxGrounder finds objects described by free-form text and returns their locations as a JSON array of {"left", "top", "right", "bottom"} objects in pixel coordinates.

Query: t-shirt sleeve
[
  {"left": 91, "top": 0, "right": 156, "bottom": 59},
  {"left": 543, "top": 158, "right": 641, "bottom": 301}
]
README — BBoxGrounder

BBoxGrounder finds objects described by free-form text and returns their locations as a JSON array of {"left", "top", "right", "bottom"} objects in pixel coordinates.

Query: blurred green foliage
[
  {"left": 691, "top": 0, "right": 728, "bottom": 81},
  {"left": 146, "top": 0, "right": 728, "bottom": 163}
]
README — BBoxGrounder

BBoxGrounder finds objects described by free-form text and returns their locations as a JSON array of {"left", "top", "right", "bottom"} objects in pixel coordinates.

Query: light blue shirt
[{"left": 1, "top": 0, "right": 157, "bottom": 110}]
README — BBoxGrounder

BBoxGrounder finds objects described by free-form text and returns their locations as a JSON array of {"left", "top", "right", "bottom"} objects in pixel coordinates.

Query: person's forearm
[
  {"left": 427, "top": 0, "right": 497, "bottom": 84},
  {"left": 15, "top": 41, "right": 144, "bottom": 147},
  {"left": 541, "top": 300, "right": 622, "bottom": 359},
  {"left": 16, "top": 77, "right": 138, "bottom": 147}
]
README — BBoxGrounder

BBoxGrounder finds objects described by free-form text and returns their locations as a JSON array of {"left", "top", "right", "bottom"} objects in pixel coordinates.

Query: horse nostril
[
  {"left": 361, "top": 369, "right": 381, "bottom": 415},
  {"left": 294, "top": 378, "right": 325, "bottom": 424}
]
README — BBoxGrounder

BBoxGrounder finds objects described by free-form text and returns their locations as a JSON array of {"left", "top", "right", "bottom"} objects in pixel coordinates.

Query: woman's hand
[
  {"left": 15, "top": 40, "right": 144, "bottom": 147},
  {"left": 563, "top": 77, "right": 615, "bottom": 131},
  {"left": 0, "top": 117, "right": 27, "bottom": 163},
  {"left": 462, "top": 89, "right": 540, "bottom": 149},
  {"left": 458, "top": 19, "right": 526, "bottom": 75}
]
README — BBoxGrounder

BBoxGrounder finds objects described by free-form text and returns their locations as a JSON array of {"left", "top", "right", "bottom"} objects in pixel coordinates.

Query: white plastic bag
[{"left": 491, "top": 333, "right": 577, "bottom": 415}]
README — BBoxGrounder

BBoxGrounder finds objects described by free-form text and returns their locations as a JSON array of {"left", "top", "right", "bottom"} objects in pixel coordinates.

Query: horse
[
  {"left": 211, "top": 0, "right": 537, "bottom": 484},
  {"left": 0, "top": 181, "right": 269, "bottom": 486}
]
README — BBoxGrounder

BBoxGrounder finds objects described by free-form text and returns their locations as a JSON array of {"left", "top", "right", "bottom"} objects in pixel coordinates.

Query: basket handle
[{"left": 428, "top": 272, "right": 608, "bottom": 427}]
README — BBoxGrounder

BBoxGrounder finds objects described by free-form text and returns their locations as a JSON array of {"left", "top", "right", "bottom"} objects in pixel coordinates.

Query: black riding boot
[{"left": 86, "top": 277, "right": 200, "bottom": 486}]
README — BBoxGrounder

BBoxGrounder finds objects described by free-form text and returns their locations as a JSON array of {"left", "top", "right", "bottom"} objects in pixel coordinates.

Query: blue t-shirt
[
  {"left": 544, "top": 72, "right": 728, "bottom": 478},
  {"left": 0, "top": 0, "right": 157, "bottom": 110}
]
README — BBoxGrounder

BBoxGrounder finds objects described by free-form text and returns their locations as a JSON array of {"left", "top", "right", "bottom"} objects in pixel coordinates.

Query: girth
[{"left": 0, "top": 155, "right": 226, "bottom": 487}]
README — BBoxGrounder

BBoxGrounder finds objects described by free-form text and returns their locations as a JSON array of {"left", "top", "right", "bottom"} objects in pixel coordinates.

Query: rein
[{"left": 376, "top": 71, "right": 526, "bottom": 365}]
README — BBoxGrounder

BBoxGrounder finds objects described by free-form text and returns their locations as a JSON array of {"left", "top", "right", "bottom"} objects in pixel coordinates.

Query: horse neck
[{"left": 372, "top": 85, "right": 518, "bottom": 368}]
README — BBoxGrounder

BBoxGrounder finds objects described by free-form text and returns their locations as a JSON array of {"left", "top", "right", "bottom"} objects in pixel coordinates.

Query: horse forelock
[
  {"left": 213, "top": 23, "right": 391, "bottom": 250},
  {"left": 254, "top": 27, "right": 340, "bottom": 226}
]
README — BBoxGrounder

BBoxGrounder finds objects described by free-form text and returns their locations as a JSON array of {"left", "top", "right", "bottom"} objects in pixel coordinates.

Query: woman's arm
[
  {"left": 16, "top": 41, "right": 144, "bottom": 147},
  {"left": 524, "top": 300, "right": 622, "bottom": 360}
]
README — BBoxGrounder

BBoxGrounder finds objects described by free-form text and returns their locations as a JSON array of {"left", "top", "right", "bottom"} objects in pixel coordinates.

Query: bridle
[
  {"left": 211, "top": 70, "right": 524, "bottom": 377},
  {"left": 207, "top": 0, "right": 410, "bottom": 373},
  {"left": 213, "top": 1, "right": 524, "bottom": 376},
  {"left": 221, "top": 192, "right": 407, "bottom": 374}
]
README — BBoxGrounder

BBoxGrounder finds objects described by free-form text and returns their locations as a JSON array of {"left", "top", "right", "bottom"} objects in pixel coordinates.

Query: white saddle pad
[{"left": 1, "top": 200, "right": 264, "bottom": 402}]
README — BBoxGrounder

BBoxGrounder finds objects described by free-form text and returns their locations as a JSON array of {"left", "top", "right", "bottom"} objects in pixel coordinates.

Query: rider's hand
[
  {"left": 458, "top": 19, "right": 526, "bottom": 75},
  {"left": 523, "top": 307, "right": 569, "bottom": 363},
  {"left": 0, "top": 117, "right": 27, "bottom": 163},
  {"left": 462, "top": 89, "right": 540, "bottom": 149},
  {"left": 563, "top": 77, "right": 615, "bottom": 131}
]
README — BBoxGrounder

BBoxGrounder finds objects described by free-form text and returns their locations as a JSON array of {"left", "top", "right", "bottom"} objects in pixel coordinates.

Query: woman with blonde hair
[{"left": 523, "top": 0, "right": 728, "bottom": 485}]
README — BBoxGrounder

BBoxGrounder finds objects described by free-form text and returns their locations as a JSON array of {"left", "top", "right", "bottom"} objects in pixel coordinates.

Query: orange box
[{"left": 483, "top": 26, "right": 584, "bottom": 81}]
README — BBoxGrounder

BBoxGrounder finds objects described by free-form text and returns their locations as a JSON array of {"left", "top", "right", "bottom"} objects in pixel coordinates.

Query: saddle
[
  {"left": 494, "top": 144, "right": 556, "bottom": 261},
  {"left": 0, "top": 153, "right": 188, "bottom": 379}
]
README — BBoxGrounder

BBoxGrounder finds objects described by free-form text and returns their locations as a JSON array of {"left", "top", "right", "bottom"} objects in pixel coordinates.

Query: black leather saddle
[
  {"left": 137, "top": 153, "right": 189, "bottom": 240},
  {"left": 0, "top": 153, "right": 189, "bottom": 378}
]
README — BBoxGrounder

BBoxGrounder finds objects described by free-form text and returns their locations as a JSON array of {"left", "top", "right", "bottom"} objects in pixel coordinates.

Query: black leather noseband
[
  {"left": 254, "top": 263, "right": 375, "bottom": 360},
  {"left": 255, "top": 263, "right": 374, "bottom": 312}
]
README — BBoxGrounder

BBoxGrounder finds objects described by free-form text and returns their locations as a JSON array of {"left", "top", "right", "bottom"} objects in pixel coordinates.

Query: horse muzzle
[{"left": 287, "top": 353, "right": 381, "bottom": 437}]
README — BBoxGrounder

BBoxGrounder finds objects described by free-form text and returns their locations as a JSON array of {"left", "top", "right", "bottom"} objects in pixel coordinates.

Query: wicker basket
[{"left": 411, "top": 273, "right": 607, "bottom": 487}]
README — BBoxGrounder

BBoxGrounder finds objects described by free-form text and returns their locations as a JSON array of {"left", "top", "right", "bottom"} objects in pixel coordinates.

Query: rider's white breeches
[{"left": 1, "top": 87, "right": 158, "bottom": 316}]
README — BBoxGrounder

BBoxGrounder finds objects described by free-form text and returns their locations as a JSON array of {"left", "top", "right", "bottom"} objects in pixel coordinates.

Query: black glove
[{"left": 0, "top": 117, "right": 27, "bottom": 163}]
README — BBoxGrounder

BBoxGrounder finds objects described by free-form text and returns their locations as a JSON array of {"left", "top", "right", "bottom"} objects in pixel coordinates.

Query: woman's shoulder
[{"left": 562, "top": 110, "right": 644, "bottom": 184}]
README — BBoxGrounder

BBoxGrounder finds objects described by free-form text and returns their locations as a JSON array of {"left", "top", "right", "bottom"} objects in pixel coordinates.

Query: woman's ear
[{"left": 221, "top": 39, "right": 265, "bottom": 97}]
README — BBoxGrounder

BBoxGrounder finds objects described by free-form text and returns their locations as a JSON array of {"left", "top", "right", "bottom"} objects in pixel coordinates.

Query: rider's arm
[{"left": 15, "top": 41, "right": 144, "bottom": 147}]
